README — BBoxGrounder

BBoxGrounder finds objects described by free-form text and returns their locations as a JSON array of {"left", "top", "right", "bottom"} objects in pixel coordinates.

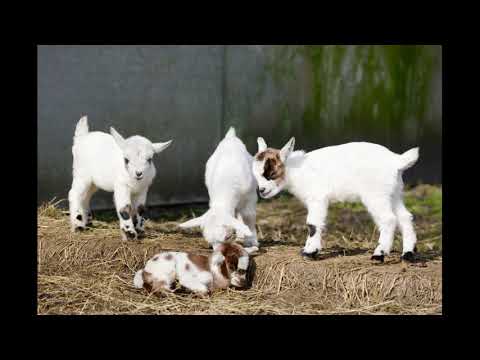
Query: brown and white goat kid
[
  {"left": 252, "top": 137, "right": 420, "bottom": 262},
  {"left": 133, "top": 243, "right": 259, "bottom": 295}
]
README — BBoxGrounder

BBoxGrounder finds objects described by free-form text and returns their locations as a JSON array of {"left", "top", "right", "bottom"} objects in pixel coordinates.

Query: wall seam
[{"left": 219, "top": 45, "right": 227, "bottom": 140}]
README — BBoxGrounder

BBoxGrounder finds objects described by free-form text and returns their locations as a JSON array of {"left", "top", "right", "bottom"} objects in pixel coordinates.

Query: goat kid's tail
[
  {"left": 73, "top": 116, "right": 89, "bottom": 145},
  {"left": 225, "top": 126, "right": 236, "bottom": 139},
  {"left": 398, "top": 147, "right": 419, "bottom": 171},
  {"left": 133, "top": 269, "right": 144, "bottom": 289}
]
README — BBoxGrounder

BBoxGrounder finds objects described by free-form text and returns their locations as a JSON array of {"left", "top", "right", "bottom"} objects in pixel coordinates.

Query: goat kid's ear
[
  {"left": 280, "top": 137, "right": 295, "bottom": 162},
  {"left": 257, "top": 137, "right": 267, "bottom": 153},
  {"left": 153, "top": 140, "right": 173, "bottom": 154},
  {"left": 227, "top": 217, "right": 253, "bottom": 238},
  {"left": 110, "top": 127, "right": 126, "bottom": 150},
  {"left": 178, "top": 213, "right": 205, "bottom": 229}
]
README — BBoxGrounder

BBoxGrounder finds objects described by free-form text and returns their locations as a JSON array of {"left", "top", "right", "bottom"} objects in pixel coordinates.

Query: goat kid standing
[
  {"left": 179, "top": 127, "right": 258, "bottom": 248},
  {"left": 69, "top": 116, "right": 172, "bottom": 240},
  {"left": 252, "top": 137, "right": 419, "bottom": 262}
]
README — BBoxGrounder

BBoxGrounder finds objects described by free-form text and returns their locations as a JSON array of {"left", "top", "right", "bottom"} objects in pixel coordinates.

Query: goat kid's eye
[
  {"left": 124, "top": 158, "right": 129, "bottom": 165},
  {"left": 147, "top": 158, "right": 152, "bottom": 164}
]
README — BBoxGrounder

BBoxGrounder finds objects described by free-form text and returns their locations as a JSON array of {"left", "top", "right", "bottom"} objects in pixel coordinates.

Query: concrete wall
[
  {"left": 38, "top": 45, "right": 442, "bottom": 209},
  {"left": 38, "top": 45, "right": 224, "bottom": 209}
]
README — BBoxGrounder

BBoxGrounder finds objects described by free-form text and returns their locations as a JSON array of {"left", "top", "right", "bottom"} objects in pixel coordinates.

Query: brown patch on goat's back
[
  {"left": 256, "top": 148, "right": 285, "bottom": 183},
  {"left": 187, "top": 253, "right": 209, "bottom": 271}
]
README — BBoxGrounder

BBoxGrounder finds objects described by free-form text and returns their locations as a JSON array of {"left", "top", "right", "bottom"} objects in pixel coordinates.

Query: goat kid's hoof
[
  {"left": 371, "top": 254, "right": 385, "bottom": 263},
  {"left": 401, "top": 251, "right": 415, "bottom": 262},
  {"left": 301, "top": 250, "right": 319, "bottom": 260},
  {"left": 74, "top": 226, "right": 86, "bottom": 232},
  {"left": 121, "top": 229, "right": 138, "bottom": 241}
]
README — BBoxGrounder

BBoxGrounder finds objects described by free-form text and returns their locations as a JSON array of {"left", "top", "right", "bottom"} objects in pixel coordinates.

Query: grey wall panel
[{"left": 38, "top": 45, "right": 223, "bottom": 209}]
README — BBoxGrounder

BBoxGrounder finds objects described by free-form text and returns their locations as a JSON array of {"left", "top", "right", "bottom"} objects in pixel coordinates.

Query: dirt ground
[{"left": 37, "top": 185, "right": 442, "bottom": 315}]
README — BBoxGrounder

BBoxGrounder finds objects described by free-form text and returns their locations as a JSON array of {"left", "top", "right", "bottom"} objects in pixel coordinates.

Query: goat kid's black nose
[
  {"left": 259, "top": 187, "right": 265, "bottom": 193},
  {"left": 136, "top": 171, "right": 143, "bottom": 177}
]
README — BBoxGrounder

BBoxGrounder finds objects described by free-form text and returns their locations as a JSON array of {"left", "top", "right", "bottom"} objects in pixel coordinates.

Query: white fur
[
  {"left": 179, "top": 127, "right": 258, "bottom": 248},
  {"left": 253, "top": 138, "right": 419, "bottom": 257},
  {"left": 133, "top": 270, "right": 145, "bottom": 288},
  {"left": 68, "top": 116, "right": 172, "bottom": 240}
]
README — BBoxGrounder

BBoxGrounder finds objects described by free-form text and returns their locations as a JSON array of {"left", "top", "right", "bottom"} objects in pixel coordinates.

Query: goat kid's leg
[
  {"left": 68, "top": 178, "right": 92, "bottom": 232},
  {"left": 114, "top": 186, "right": 137, "bottom": 241},
  {"left": 393, "top": 195, "right": 418, "bottom": 262},
  {"left": 238, "top": 200, "right": 258, "bottom": 247},
  {"left": 132, "top": 191, "right": 148, "bottom": 237},
  {"left": 178, "top": 272, "right": 211, "bottom": 295},
  {"left": 363, "top": 197, "right": 397, "bottom": 263},
  {"left": 301, "top": 200, "right": 328, "bottom": 259},
  {"left": 82, "top": 185, "right": 97, "bottom": 227}
]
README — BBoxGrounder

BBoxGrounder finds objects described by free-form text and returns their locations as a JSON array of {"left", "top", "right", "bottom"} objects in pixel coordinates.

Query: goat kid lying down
[
  {"left": 69, "top": 116, "right": 172, "bottom": 240},
  {"left": 252, "top": 137, "right": 420, "bottom": 262},
  {"left": 133, "top": 242, "right": 259, "bottom": 295},
  {"left": 178, "top": 127, "right": 258, "bottom": 248}
]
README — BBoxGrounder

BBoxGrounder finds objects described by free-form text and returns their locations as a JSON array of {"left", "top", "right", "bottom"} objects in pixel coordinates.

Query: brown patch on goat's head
[
  {"left": 216, "top": 242, "right": 253, "bottom": 289},
  {"left": 212, "top": 260, "right": 231, "bottom": 289},
  {"left": 216, "top": 242, "right": 244, "bottom": 273},
  {"left": 220, "top": 261, "right": 229, "bottom": 278},
  {"left": 256, "top": 148, "right": 285, "bottom": 184},
  {"left": 187, "top": 253, "right": 209, "bottom": 271}
]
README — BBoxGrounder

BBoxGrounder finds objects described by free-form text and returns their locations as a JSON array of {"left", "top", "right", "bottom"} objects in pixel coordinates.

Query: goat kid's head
[
  {"left": 110, "top": 127, "right": 172, "bottom": 181},
  {"left": 252, "top": 137, "right": 294, "bottom": 199},
  {"left": 178, "top": 210, "right": 252, "bottom": 246},
  {"left": 213, "top": 242, "right": 258, "bottom": 288}
]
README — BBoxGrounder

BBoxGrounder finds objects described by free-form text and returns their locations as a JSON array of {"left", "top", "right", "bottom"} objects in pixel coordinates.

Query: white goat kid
[
  {"left": 69, "top": 116, "right": 172, "bottom": 240},
  {"left": 179, "top": 127, "right": 258, "bottom": 248},
  {"left": 252, "top": 138, "right": 419, "bottom": 262}
]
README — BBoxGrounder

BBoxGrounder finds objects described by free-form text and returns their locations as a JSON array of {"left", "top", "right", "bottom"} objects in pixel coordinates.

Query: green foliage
[{"left": 262, "top": 45, "right": 441, "bottom": 139}]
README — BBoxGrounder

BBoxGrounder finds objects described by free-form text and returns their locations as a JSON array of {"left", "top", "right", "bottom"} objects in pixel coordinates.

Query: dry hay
[{"left": 37, "top": 186, "right": 442, "bottom": 315}]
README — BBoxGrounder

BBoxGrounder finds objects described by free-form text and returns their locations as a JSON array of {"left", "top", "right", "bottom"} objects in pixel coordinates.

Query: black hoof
[
  {"left": 123, "top": 229, "right": 137, "bottom": 240},
  {"left": 371, "top": 254, "right": 384, "bottom": 263},
  {"left": 414, "top": 246, "right": 418, "bottom": 253},
  {"left": 401, "top": 251, "right": 415, "bottom": 262},
  {"left": 301, "top": 249, "right": 318, "bottom": 259},
  {"left": 74, "top": 226, "right": 86, "bottom": 232}
]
